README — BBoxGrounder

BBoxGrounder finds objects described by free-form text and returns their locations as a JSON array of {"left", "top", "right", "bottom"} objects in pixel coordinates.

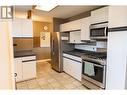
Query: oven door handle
[
  {"left": 93, "top": 63, "right": 104, "bottom": 68},
  {"left": 83, "top": 61, "right": 104, "bottom": 68}
]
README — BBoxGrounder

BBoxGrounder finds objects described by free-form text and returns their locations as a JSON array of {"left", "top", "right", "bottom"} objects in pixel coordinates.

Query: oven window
[
  {"left": 83, "top": 61, "right": 104, "bottom": 83},
  {"left": 90, "top": 28, "right": 105, "bottom": 37}
]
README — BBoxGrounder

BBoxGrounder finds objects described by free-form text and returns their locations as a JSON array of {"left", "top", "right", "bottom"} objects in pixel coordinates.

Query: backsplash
[
  {"left": 13, "top": 38, "right": 33, "bottom": 51},
  {"left": 75, "top": 41, "right": 107, "bottom": 51}
]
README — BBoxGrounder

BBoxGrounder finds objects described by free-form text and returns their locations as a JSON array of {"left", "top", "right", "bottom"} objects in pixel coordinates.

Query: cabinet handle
[{"left": 15, "top": 73, "right": 17, "bottom": 77}]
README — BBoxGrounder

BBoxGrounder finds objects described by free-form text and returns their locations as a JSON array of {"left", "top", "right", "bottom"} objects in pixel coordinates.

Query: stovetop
[
  {"left": 82, "top": 52, "right": 107, "bottom": 65},
  {"left": 84, "top": 52, "right": 107, "bottom": 60}
]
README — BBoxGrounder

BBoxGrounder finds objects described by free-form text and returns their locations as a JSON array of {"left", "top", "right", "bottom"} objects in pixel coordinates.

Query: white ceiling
[{"left": 15, "top": 5, "right": 102, "bottom": 19}]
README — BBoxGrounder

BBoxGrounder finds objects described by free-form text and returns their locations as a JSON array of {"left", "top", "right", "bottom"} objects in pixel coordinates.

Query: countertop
[
  {"left": 63, "top": 50, "right": 90, "bottom": 57},
  {"left": 14, "top": 50, "right": 36, "bottom": 58},
  {"left": 63, "top": 49, "right": 107, "bottom": 57}
]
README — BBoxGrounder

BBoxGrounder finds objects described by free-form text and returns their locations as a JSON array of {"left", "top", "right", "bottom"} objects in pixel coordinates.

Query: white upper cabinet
[
  {"left": 81, "top": 17, "right": 91, "bottom": 41},
  {"left": 22, "top": 19, "right": 33, "bottom": 37},
  {"left": 12, "top": 19, "right": 23, "bottom": 37},
  {"left": 108, "top": 6, "right": 127, "bottom": 28},
  {"left": 12, "top": 18, "right": 33, "bottom": 37},
  {"left": 69, "top": 31, "right": 82, "bottom": 43},
  {"left": 60, "top": 19, "right": 82, "bottom": 32},
  {"left": 91, "top": 6, "right": 108, "bottom": 24},
  {"left": 60, "top": 17, "right": 91, "bottom": 43}
]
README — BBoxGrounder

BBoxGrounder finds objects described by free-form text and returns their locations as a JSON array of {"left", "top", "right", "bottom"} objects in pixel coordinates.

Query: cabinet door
[
  {"left": 81, "top": 17, "right": 91, "bottom": 41},
  {"left": 60, "top": 19, "right": 81, "bottom": 32},
  {"left": 22, "top": 61, "right": 36, "bottom": 80},
  {"left": 70, "top": 31, "right": 81, "bottom": 43},
  {"left": 60, "top": 23, "right": 69, "bottom": 32},
  {"left": 108, "top": 6, "right": 127, "bottom": 28},
  {"left": 12, "top": 19, "right": 22, "bottom": 37},
  {"left": 63, "top": 57, "right": 82, "bottom": 81},
  {"left": 14, "top": 58, "right": 23, "bottom": 82},
  {"left": 63, "top": 57, "right": 71, "bottom": 74},
  {"left": 68, "top": 19, "right": 81, "bottom": 31},
  {"left": 91, "top": 6, "right": 108, "bottom": 24},
  {"left": 22, "top": 19, "right": 33, "bottom": 37}
]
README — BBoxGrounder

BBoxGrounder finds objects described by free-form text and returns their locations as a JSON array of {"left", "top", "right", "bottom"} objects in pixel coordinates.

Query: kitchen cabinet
[
  {"left": 69, "top": 31, "right": 82, "bottom": 43},
  {"left": 91, "top": 6, "right": 108, "bottom": 24},
  {"left": 63, "top": 53, "right": 82, "bottom": 81},
  {"left": 22, "top": 61, "right": 36, "bottom": 80},
  {"left": 14, "top": 58, "right": 23, "bottom": 82},
  {"left": 81, "top": 17, "right": 91, "bottom": 41},
  {"left": 12, "top": 18, "right": 33, "bottom": 37},
  {"left": 22, "top": 19, "right": 33, "bottom": 37},
  {"left": 12, "top": 19, "right": 22, "bottom": 37},
  {"left": 14, "top": 56, "right": 36, "bottom": 82},
  {"left": 60, "top": 19, "right": 81, "bottom": 32},
  {"left": 108, "top": 6, "right": 127, "bottom": 28}
]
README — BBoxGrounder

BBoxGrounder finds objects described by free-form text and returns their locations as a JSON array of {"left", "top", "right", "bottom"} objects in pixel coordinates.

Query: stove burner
[{"left": 82, "top": 52, "right": 107, "bottom": 65}]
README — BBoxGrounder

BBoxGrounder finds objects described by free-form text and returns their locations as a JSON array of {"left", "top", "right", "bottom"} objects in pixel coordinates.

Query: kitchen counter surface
[
  {"left": 63, "top": 49, "right": 107, "bottom": 57},
  {"left": 14, "top": 50, "right": 36, "bottom": 58},
  {"left": 63, "top": 49, "right": 91, "bottom": 57}
]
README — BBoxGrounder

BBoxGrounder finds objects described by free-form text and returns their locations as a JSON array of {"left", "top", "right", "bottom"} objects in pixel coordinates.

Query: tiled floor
[{"left": 16, "top": 61, "right": 87, "bottom": 90}]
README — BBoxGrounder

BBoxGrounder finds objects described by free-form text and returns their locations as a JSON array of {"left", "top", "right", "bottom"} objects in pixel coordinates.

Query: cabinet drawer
[
  {"left": 22, "top": 56, "right": 36, "bottom": 61},
  {"left": 63, "top": 53, "right": 81, "bottom": 62}
]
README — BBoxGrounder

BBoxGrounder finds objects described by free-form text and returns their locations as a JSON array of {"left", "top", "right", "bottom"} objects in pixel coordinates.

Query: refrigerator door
[{"left": 51, "top": 32, "right": 62, "bottom": 72}]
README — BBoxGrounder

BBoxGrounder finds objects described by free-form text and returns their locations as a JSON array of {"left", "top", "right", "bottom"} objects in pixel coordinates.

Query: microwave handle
[
  {"left": 104, "top": 27, "right": 107, "bottom": 36},
  {"left": 93, "top": 63, "right": 104, "bottom": 68}
]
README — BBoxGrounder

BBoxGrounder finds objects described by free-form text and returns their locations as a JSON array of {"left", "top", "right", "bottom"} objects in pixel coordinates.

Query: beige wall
[
  {"left": 0, "top": 20, "right": 15, "bottom": 89},
  {"left": 32, "top": 21, "right": 52, "bottom": 60}
]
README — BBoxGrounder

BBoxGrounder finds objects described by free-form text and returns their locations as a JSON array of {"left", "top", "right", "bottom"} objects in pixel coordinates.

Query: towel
[{"left": 84, "top": 61, "right": 95, "bottom": 76}]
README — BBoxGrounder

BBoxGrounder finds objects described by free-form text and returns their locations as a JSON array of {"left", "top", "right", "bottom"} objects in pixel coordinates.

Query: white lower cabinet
[
  {"left": 14, "top": 58, "right": 23, "bottom": 82},
  {"left": 14, "top": 56, "right": 36, "bottom": 82},
  {"left": 22, "top": 61, "right": 36, "bottom": 80},
  {"left": 63, "top": 54, "right": 82, "bottom": 81}
]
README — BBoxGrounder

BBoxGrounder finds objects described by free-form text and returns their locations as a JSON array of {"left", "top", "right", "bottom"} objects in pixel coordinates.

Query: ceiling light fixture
[{"left": 35, "top": 0, "right": 57, "bottom": 11}]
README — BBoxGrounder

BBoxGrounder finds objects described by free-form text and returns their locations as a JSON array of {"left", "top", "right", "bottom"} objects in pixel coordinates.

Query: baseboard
[{"left": 37, "top": 59, "right": 51, "bottom": 63}]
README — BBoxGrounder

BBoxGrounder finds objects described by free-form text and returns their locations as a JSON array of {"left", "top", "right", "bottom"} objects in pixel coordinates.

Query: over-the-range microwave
[{"left": 90, "top": 22, "right": 108, "bottom": 40}]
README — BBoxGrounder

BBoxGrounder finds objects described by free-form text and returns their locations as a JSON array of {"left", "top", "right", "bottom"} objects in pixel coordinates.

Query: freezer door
[{"left": 51, "top": 32, "right": 62, "bottom": 72}]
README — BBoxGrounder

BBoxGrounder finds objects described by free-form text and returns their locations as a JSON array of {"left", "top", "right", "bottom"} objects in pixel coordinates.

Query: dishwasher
[{"left": 63, "top": 53, "right": 82, "bottom": 81}]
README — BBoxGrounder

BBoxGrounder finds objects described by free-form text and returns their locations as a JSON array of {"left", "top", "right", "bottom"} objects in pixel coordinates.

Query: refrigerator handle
[{"left": 52, "top": 39, "right": 54, "bottom": 55}]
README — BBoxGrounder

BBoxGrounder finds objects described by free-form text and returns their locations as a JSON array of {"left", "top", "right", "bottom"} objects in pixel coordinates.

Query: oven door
[
  {"left": 90, "top": 27, "right": 108, "bottom": 39},
  {"left": 82, "top": 60, "right": 106, "bottom": 88}
]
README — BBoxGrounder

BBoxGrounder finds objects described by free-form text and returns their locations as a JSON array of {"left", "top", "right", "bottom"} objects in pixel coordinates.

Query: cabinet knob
[{"left": 15, "top": 73, "right": 17, "bottom": 77}]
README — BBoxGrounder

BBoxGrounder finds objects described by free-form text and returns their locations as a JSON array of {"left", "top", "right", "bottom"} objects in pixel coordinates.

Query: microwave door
[{"left": 90, "top": 27, "right": 108, "bottom": 39}]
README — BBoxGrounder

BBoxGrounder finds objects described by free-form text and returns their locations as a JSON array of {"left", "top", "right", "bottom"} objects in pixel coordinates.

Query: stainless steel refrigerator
[{"left": 51, "top": 32, "right": 74, "bottom": 72}]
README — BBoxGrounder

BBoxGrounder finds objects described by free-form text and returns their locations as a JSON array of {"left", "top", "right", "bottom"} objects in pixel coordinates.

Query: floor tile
[{"left": 16, "top": 61, "right": 87, "bottom": 90}]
